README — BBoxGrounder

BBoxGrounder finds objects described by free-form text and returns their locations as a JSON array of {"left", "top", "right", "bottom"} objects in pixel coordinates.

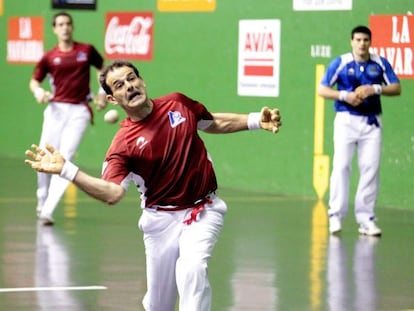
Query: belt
[
  {"left": 348, "top": 111, "right": 380, "bottom": 127},
  {"left": 148, "top": 192, "right": 216, "bottom": 225}
]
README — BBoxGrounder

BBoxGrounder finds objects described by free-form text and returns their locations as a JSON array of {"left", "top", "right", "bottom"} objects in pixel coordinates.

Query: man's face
[
  {"left": 351, "top": 32, "right": 371, "bottom": 59},
  {"left": 105, "top": 66, "right": 148, "bottom": 111},
  {"left": 53, "top": 15, "right": 73, "bottom": 42}
]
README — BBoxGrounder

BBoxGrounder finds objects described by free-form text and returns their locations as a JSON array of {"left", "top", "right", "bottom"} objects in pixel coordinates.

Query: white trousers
[
  {"left": 37, "top": 102, "right": 90, "bottom": 218},
  {"left": 328, "top": 112, "right": 382, "bottom": 224},
  {"left": 138, "top": 195, "right": 227, "bottom": 311}
]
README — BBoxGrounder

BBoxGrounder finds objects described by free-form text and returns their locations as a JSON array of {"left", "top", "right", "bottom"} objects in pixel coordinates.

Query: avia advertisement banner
[{"left": 237, "top": 19, "right": 281, "bottom": 97}]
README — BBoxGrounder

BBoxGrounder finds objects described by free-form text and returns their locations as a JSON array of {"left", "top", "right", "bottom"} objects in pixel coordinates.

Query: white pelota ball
[{"left": 104, "top": 109, "right": 119, "bottom": 124}]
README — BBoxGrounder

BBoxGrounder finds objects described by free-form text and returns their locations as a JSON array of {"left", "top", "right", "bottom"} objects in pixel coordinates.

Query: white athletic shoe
[
  {"left": 38, "top": 214, "right": 54, "bottom": 226},
  {"left": 358, "top": 220, "right": 382, "bottom": 236},
  {"left": 329, "top": 215, "right": 342, "bottom": 234}
]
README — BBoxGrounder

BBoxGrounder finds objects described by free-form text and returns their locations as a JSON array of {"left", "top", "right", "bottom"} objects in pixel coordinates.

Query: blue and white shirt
[{"left": 320, "top": 52, "right": 400, "bottom": 116}]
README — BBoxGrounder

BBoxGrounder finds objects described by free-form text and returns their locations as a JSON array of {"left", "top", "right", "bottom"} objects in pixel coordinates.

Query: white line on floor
[{"left": 0, "top": 286, "right": 107, "bottom": 293}]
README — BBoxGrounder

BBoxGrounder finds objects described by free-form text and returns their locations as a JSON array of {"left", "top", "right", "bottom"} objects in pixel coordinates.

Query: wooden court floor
[{"left": 1, "top": 157, "right": 413, "bottom": 310}]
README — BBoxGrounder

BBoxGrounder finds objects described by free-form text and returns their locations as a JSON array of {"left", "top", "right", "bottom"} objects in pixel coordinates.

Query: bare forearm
[
  {"left": 317, "top": 85, "right": 341, "bottom": 100},
  {"left": 29, "top": 79, "right": 41, "bottom": 93},
  {"left": 204, "top": 113, "right": 248, "bottom": 133},
  {"left": 381, "top": 83, "right": 401, "bottom": 96},
  {"left": 72, "top": 170, "right": 125, "bottom": 205}
]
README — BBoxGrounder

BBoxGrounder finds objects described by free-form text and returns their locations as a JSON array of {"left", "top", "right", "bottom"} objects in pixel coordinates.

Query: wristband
[
  {"left": 60, "top": 160, "right": 79, "bottom": 182},
  {"left": 247, "top": 112, "right": 261, "bottom": 130},
  {"left": 338, "top": 90, "right": 349, "bottom": 101},
  {"left": 34, "top": 87, "right": 45, "bottom": 101},
  {"left": 373, "top": 84, "right": 382, "bottom": 95}
]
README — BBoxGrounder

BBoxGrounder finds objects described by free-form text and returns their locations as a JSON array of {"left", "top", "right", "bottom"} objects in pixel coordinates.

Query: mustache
[{"left": 128, "top": 90, "right": 142, "bottom": 101}]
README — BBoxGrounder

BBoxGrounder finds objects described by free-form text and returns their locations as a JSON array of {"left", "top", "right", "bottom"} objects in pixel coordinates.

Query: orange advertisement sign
[
  {"left": 157, "top": 0, "right": 216, "bottom": 12},
  {"left": 7, "top": 16, "right": 44, "bottom": 63},
  {"left": 104, "top": 12, "right": 154, "bottom": 61},
  {"left": 369, "top": 14, "right": 414, "bottom": 79}
]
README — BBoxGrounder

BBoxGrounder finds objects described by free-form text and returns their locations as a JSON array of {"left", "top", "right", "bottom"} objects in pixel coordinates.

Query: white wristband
[
  {"left": 373, "top": 84, "right": 382, "bottom": 95},
  {"left": 338, "top": 90, "right": 349, "bottom": 101},
  {"left": 60, "top": 160, "right": 79, "bottom": 182},
  {"left": 247, "top": 112, "right": 261, "bottom": 130},
  {"left": 34, "top": 87, "right": 45, "bottom": 101}
]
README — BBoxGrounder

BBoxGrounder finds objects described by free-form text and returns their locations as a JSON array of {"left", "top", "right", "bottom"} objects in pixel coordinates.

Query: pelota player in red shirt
[
  {"left": 25, "top": 60, "right": 282, "bottom": 310},
  {"left": 29, "top": 12, "right": 106, "bottom": 225}
]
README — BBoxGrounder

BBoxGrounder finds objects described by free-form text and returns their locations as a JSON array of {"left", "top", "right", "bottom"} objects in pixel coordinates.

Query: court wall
[{"left": 0, "top": 0, "right": 412, "bottom": 209}]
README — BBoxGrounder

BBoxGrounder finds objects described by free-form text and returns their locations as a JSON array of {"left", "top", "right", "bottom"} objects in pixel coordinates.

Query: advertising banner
[
  {"left": 237, "top": 19, "right": 281, "bottom": 97},
  {"left": 104, "top": 12, "right": 154, "bottom": 61},
  {"left": 7, "top": 16, "right": 44, "bottom": 64},
  {"left": 370, "top": 14, "right": 414, "bottom": 79}
]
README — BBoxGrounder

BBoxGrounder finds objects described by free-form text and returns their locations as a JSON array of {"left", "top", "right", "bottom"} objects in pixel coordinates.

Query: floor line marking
[{"left": 0, "top": 286, "right": 107, "bottom": 293}]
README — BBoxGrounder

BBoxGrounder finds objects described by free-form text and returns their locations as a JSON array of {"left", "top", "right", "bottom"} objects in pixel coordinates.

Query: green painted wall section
[{"left": 0, "top": 1, "right": 412, "bottom": 209}]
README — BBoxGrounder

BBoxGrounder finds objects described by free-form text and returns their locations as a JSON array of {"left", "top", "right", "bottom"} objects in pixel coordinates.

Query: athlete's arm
[
  {"left": 354, "top": 82, "right": 401, "bottom": 100},
  {"left": 318, "top": 84, "right": 362, "bottom": 107},
  {"left": 25, "top": 144, "right": 125, "bottom": 205},
  {"left": 317, "top": 84, "right": 342, "bottom": 100},
  {"left": 29, "top": 78, "right": 51, "bottom": 104},
  {"left": 29, "top": 78, "right": 42, "bottom": 93},
  {"left": 203, "top": 113, "right": 249, "bottom": 133},
  {"left": 72, "top": 170, "right": 125, "bottom": 205},
  {"left": 376, "top": 82, "right": 401, "bottom": 96},
  {"left": 94, "top": 69, "right": 108, "bottom": 111},
  {"left": 203, "top": 107, "right": 281, "bottom": 134}
]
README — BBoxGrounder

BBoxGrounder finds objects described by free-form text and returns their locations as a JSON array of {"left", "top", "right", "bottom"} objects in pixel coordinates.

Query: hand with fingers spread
[
  {"left": 25, "top": 144, "right": 65, "bottom": 175},
  {"left": 260, "top": 107, "right": 282, "bottom": 133}
]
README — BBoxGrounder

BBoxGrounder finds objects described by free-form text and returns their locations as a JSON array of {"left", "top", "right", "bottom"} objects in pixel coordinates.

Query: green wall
[{"left": 0, "top": 0, "right": 412, "bottom": 209}]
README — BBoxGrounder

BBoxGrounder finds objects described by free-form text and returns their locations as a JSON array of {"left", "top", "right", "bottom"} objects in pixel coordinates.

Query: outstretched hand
[
  {"left": 260, "top": 107, "right": 282, "bottom": 133},
  {"left": 25, "top": 144, "right": 65, "bottom": 174}
]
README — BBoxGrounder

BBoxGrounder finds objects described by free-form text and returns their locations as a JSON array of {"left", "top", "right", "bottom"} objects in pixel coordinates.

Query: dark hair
[
  {"left": 351, "top": 25, "right": 371, "bottom": 40},
  {"left": 99, "top": 60, "right": 141, "bottom": 95},
  {"left": 52, "top": 12, "right": 73, "bottom": 27}
]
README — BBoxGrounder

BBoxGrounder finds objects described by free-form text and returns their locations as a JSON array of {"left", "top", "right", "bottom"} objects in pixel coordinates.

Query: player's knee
[
  {"left": 334, "top": 162, "right": 351, "bottom": 174},
  {"left": 176, "top": 257, "right": 208, "bottom": 283}
]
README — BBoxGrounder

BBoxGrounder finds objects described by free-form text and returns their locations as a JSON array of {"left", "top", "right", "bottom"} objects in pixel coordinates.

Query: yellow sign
[
  {"left": 158, "top": 0, "right": 216, "bottom": 12},
  {"left": 0, "top": 0, "right": 3, "bottom": 16}
]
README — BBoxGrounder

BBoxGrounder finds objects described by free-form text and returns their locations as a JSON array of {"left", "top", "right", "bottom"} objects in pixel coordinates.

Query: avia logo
[
  {"left": 136, "top": 136, "right": 149, "bottom": 149},
  {"left": 168, "top": 111, "right": 186, "bottom": 128}
]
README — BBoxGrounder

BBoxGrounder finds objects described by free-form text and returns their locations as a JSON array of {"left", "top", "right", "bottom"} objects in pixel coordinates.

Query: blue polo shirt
[{"left": 320, "top": 52, "right": 400, "bottom": 116}]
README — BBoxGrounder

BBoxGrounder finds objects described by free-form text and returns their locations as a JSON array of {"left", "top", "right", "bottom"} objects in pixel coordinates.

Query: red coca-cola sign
[{"left": 104, "top": 12, "right": 154, "bottom": 61}]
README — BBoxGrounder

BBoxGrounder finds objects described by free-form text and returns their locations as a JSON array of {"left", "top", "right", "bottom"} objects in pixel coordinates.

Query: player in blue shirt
[{"left": 318, "top": 25, "right": 401, "bottom": 236}]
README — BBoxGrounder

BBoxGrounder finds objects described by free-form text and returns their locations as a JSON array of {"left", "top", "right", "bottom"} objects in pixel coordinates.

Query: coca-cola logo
[{"left": 104, "top": 12, "right": 154, "bottom": 60}]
